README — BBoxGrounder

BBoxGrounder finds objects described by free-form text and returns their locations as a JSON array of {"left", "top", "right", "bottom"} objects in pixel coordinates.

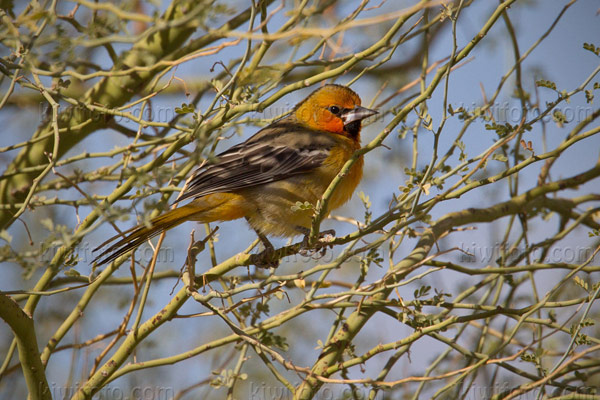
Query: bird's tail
[{"left": 92, "top": 205, "right": 200, "bottom": 266}]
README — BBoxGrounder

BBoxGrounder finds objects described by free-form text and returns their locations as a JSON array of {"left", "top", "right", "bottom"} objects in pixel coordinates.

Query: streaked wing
[{"left": 175, "top": 141, "right": 331, "bottom": 204}]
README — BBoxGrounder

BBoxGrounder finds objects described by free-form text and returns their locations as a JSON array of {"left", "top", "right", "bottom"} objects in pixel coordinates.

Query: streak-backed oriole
[{"left": 93, "top": 84, "right": 377, "bottom": 265}]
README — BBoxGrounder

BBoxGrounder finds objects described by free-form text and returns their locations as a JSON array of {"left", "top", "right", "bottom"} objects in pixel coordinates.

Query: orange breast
[{"left": 321, "top": 139, "right": 364, "bottom": 213}]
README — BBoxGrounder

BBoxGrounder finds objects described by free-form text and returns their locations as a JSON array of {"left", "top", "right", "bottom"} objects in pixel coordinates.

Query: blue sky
[{"left": 1, "top": 0, "right": 600, "bottom": 397}]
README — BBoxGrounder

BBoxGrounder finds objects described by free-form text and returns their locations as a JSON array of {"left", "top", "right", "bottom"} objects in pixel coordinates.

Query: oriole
[{"left": 93, "top": 84, "right": 377, "bottom": 265}]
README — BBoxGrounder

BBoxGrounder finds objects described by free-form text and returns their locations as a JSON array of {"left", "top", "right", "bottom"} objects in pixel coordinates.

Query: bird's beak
[{"left": 341, "top": 106, "right": 378, "bottom": 125}]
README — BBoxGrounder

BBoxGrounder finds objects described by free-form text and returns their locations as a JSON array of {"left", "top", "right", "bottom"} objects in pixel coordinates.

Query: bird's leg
[{"left": 246, "top": 218, "right": 278, "bottom": 268}]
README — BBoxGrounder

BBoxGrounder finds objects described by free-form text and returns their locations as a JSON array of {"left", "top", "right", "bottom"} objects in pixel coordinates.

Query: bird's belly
[
  {"left": 241, "top": 157, "right": 362, "bottom": 238},
  {"left": 242, "top": 176, "right": 322, "bottom": 237}
]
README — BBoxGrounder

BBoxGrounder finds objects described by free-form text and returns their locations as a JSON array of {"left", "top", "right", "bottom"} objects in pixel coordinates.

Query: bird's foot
[
  {"left": 251, "top": 234, "right": 279, "bottom": 269},
  {"left": 246, "top": 218, "right": 280, "bottom": 268},
  {"left": 297, "top": 227, "right": 336, "bottom": 257}
]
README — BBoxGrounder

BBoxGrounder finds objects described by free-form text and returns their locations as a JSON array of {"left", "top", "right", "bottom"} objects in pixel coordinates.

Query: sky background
[{"left": 1, "top": 0, "right": 600, "bottom": 398}]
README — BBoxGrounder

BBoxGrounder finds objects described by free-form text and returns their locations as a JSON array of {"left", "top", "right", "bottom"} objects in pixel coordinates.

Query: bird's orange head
[{"left": 294, "top": 84, "right": 378, "bottom": 139}]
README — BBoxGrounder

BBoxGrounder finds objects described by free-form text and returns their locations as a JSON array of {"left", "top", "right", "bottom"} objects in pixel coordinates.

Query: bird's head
[{"left": 294, "top": 84, "right": 378, "bottom": 139}]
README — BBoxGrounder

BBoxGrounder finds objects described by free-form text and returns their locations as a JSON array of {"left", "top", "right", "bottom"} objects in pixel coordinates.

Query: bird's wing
[{"left": 175, "top": 138, "right": 331, "bottom": 204}]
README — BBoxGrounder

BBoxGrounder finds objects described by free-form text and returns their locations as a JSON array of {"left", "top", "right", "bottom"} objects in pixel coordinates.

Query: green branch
[
  {"left": 0, "top": 1, "right": 265, "bottom": 229},
  {"left": 295, "top": 156, "right": 600, "bottom": 398},
  {"left": 0, "top": 294, "right": 50, "bottom": 400}
]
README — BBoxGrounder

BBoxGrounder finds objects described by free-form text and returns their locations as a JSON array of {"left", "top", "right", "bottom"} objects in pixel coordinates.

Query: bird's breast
[
  {"left": 321, "top": 140, "right": 363, "bottom": 211},
  {"left": 240, "top": 135, "right": 363, "bottom": 237}
]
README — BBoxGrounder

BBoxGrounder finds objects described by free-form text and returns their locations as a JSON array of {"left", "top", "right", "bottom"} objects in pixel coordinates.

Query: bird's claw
[
  {"left": 299, "top": 228, "right": 336, "bottom": 257},
  {"left": 251, "top": 237, "right": 279, "bottom": 269},
  {"left": 250, "top": 248, "right": 279, "bottom": 269},
  {"left": 247, "top": 223, "right": 280, "bottom": 268}
]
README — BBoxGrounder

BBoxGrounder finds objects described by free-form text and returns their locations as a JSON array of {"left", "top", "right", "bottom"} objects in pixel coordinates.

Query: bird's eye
[{"left": 328, "top": 106, "right": 340, "bottom": 115}]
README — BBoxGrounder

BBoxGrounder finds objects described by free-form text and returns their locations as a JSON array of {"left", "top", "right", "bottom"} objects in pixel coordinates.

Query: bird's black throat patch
[{"left": 344, "top": 121, "right": 361, "bottom": 137}]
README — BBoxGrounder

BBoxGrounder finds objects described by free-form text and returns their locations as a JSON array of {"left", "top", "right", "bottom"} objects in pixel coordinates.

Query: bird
[{"left": 92, "top": 84, "right": 378, "bottom": 266}]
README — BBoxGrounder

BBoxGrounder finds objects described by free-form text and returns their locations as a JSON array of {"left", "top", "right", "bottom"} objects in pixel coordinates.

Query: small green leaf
[
  {"left": 174, "top": 103, "right": 195, "bottom": 114},
  {"left": 492, "top": 153, "right": 508, "bottom": 162},
  {"left": 520, "top": 352, "right": 538, "bottom": 364},
  {"left": 535, "top": 79, "right": 557, "bottom": 91},
  {"left": 290, "top": 201, "right": 313, "bottom": 212},
  {"left": 414, "top": 285, "right": 431, "bottom": 299},
  {"left": 583, "top": 42, "right": 600, "bottom": 57},
  {"left": 581, "top": 317, "right": 595, "bottom": 327},
  {"left": 485, "top": 122, "right": 513, "bottom": 137},
  {"left": 552, "top": 109, "right": 567, "bottom": 127},
  {"left": 358, "top": 191, "right": 371, "bottom": 209},
  {"left": 575, "top": 333, "right": 592, "bottom": 346},
  {"left": 64, "top": 268, "right": 81, "bottom": 277},
  {"left": 573, "top": 275, "right": 589, "bottom": 292}
]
